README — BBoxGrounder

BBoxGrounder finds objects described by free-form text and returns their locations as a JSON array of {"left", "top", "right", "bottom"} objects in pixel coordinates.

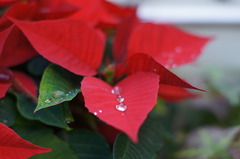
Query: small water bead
[
  {"left": 53, "top": 91, "right": 64, "bottom": 98},
  {"left": 116, "top": 96, "right": 124, "bottom": 103},
  {"left": 99, "top": 110, "right": 103, "bottom": 113},
  {"left": 45, "top": 98, "right": 52, "bottom": 103},
  {"left": 94, "top": 112, "right": 98, "bottom": 116},
  {"left": 116, "top": 103, "right": 127, "bottom": 112},
  {"left": 111, "top": 86, "right": 121, "bottom": 95}
]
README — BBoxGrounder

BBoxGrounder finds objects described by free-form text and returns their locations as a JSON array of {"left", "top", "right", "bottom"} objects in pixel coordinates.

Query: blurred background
[{"left": 110, "top": 0, "right": 240, "bottom": 158}]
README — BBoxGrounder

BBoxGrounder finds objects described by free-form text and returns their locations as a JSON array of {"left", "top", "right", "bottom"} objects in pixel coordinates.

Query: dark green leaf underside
[{"left": 113, "top": 116, "right": 164, "bottom": 159}]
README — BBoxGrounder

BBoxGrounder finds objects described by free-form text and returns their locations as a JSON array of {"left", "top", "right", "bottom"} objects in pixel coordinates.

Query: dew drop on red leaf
[{"left": 81, "top": 72, "right": 159, "bottom": 142}]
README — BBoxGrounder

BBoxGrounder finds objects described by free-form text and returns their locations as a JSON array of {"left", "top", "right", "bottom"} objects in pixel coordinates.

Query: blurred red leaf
[
  {"left": 0, "top": 26, "right": 38, "bottom": 67},
  {"left": 0, "top": 84, "right": 11, "bottom": 98},
  {"left": 158, "top": 84, "right": 199, "bottom": 102},
  {"left": 12, "top": 71, "right": 37, "bottom": 98},
  {"left": 81, "top": 72, "right": 159, "bottom": 142},
  {"left": 0, "top": 123, "right": 51, "bottom": 159},
  {"left": 127, "top": 53, "right": 203, "bottom": 91},
  {"left": 0, "top": 0, "right": 18, "bottom": 7},
  {"left": 127, "top": 23, "right": 210, "bottom": 68},
  {"left": 113, "top": 16, "right": 139, "bottom": 62},
  {"left": 12, "top": 18, "right": 105, "bottom": 76}
]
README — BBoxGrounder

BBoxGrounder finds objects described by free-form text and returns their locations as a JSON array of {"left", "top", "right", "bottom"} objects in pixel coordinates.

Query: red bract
[
  {"left": 0, "top": 0, "right": 18, "bottom": 7},
  {"left": 158, "top": 84, "right": 199, "bottom": 102},
  {"left": 0, "top": 84, "right": 11, "bottom": 98},
  {"left": 12, "top": 18, "right": 105, "bottom": 76},
  {"left": 81, "top": 72, "right": 159, "bottom": 142},
  {"left": 0, "top": 123, "right": 51, "bottom": 159},
  {"left": 126, "top": 53, "right": 202, "bottom": 91},
  {"left": 12, "top": 71, "right": 37, "bottom": 98},
  {"left": 0, "top": 26, "right": 37, "bottom": 67},
  {"left": 127, "top": 23, "right": 210, "bottom": 68}
]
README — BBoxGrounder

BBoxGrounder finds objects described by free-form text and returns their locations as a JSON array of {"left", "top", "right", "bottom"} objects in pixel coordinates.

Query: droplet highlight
[
  {"left": 99, "top": 110, "right": 103, "bottom": 113},
  {"left": 116, "top": 96, "right": 124, "bottom": 103},
  {"left": 44, "top": 98, "right": 52, "bottom": 103},
  {"left": 116, "top": 103, "right": 127, "bottom": 112},
  {"left": 53, "top": 91, "right": 64, "bottom": 98},
  {"left": 111, "top": 86, "right": 121, "bottom": 95},
  {"left": 94, "top": 112, "right": 98, "bottom": 116}
]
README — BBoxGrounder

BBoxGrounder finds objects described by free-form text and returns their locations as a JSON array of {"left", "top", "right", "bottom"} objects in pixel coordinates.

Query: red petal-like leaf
[
  {"left": 0, "top": 2, "right": 36, "bottom": 30},
  {"left": 158, "top": 84, "right": 199, "bottom": 102},
  {"left": 103, "top": 1, "right": 136, "bottom": 20},
  {"left": 81, "top": 72, "right": 159, "bottom": 142},
  {"left": 0, "top": 0, "right": 18, "bottom": 7},
  {"left": 0, "top": 25, "right": 38, "bottom": 67},
  {"left": 12, "top": 71, "right": 37, "bottom": 98},
  {"left": 127, "top": 53, "right": 203, "bottom": 91},
  {"left": 113, "top": 16, "right": 140, "bottom": 62},
  {"left": 33, "top": 0, "right": 79, "bottom": 20},
  {"left": 127, "top": 23, "right": 210, "bottom": 68},
  {"left": 12, "top": 18, "right": 105, "bottom": 76},
  {"left": 0, "top": 84, "right": 11, "bottom": 99},
  {"left": 0, "top": 123, "right": 51, "bottom": 159}
]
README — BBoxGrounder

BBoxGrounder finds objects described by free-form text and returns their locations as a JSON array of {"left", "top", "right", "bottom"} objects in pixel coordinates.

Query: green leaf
[
  {"left": 113, "top": 115, "right": 163, "bottom": 159},
  {"left": 60, "top": 129, "right": 112, "bottom": 159},
  {"left": 0, "top": 95, "right": 17, "bottom": 126},
  {"left": 27, "top": 56, "right": 50, "bottom": 76},
  {"left": 36, "top": 64, "right": 81, "bottom": 112},
  {"left": 16, "top": 93, "right": 73, "bottom": 129},
  {"left": 13, "top": 126, "right": 78, "bottom": 159}
]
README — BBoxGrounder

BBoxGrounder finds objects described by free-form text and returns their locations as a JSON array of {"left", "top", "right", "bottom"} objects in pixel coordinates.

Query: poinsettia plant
[{"left": 0, "top": 0, "right": 210, "bottom": 158}]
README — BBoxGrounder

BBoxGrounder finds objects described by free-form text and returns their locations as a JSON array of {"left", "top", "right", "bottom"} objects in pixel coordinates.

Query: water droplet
[
  {"left": 45, "top": 98, "right": 52, "bottom": 103},
  {"left": 53, "top": 91, "right": 64, "bottom": 98},
  {"left": 111, "top": 86, "right": 122, "bottom": 95},
  {"left": 122, "top": 113, "right": 125, "bottom": 115},
  {"left": 66, "top": 120, "right": 71, "bottom": 124},
  {"left": 116, "top": 96, "right": 124, "bottom": 103},
  {"left": 116, "top": 103, "right": 127, "bottom": 112},
  {"left": 153, "top": 68, "right": 157, "bottom": 72},
  {"left": 94, "top": 112, "right": 97, "bottom": 116},
  {"left": 175, "top": 47, "right": 182, "bottom": 53},
  {"left": 55, "top": 100, "right": 63, "bottom": 104},
  {"left": 99, "top": 110, "right": 103, "bottom": 113}
]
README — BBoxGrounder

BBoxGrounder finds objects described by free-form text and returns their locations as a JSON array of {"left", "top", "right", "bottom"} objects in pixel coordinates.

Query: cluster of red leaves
[{"left": 0, "top": 0, "right": 210, "bottom": 157}]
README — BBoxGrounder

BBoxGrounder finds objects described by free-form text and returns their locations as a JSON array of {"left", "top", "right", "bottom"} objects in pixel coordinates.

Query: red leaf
[
  {"left": 113, "top": 16, "right": 140, "bottom": 62},
  {"left": 127, "top": 23, "right": 210, "bottom": 68},
  {"left": 0, "top": 123, "right": 51, "bottom": 159},
  {"left": 0, "top": 25, "right": 38, "bottom": 67},
  {"left": 127, "top": 53, "right": 203, "bottom": 91},
  {"left": 33, "top": 0, "right": 79, "bottom": 20},
  {"left": 12, "top": 71, "right": 37, "bottom": 98},
  {"left": 103, "top": 1, "right": 136, "bottom": 20},
  {"left": 158, "top": 84, "right": 199, "bottom": 102},
  {"left": 12, "top": 18, "right": 105, "bottom": 76},
  {"left": 81, "top": 72, "right": 159, "bottom": 142},
  {"left": 0, "top": 0, "right": 18, "bottom": 7},
  {"left": 67, "top": 0, "right": 119, "bottom": 28},
  {"left": 0, "top": 2, "right": 36, "bottom": 30},
  {"left": 0, "top": 84, "right": 11, "bottom": 99}
]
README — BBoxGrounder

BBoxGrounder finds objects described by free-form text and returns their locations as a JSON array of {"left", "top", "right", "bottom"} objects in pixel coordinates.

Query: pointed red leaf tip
[
  {"left": 12, "top": 18, "right": 105, "bottom": 76},
  {"left": 0, "top": 84, "right": 11, "bottom": 99},
  {"left": 0, "top": 26, "right": 38, "bottom": 67},
  {"left": 127, "top": 23, "right": 210, "bottom": 68},
  {"left": 127, "top": 53, "right": 204, "bottom": 91},
  {"left": 0, "top": 123, "right": 51, "bottom": 159},
  {"left": 158, "top": 84, "right": 199, "bottom": 102},
  {"left": 81, "top": 72, "right": 160, "bottom": 142},
  {"left": 12, "top": 71, "right": 37, "bottom": 97}
]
